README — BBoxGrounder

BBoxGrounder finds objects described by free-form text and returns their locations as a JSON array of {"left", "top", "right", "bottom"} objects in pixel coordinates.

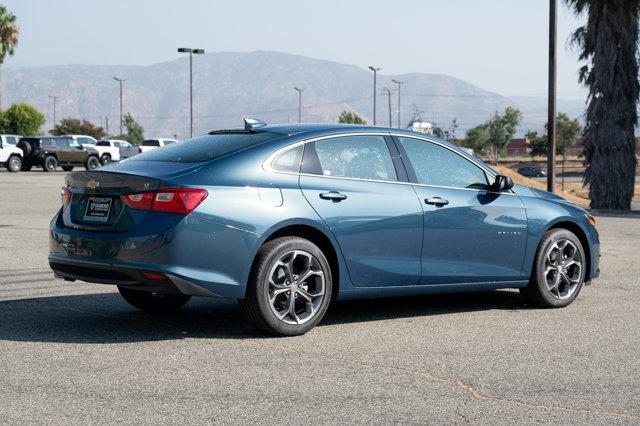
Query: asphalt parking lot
[{"left": 0, "top": 170, "right": 639, "bottom": 424}]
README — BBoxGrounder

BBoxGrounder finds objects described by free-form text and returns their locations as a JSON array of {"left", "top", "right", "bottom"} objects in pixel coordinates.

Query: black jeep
[{"left": 17, "top": 136, "right": 101, "bottom": 172}]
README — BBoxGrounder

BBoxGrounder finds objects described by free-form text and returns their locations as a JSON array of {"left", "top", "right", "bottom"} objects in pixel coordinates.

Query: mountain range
[{"left": 2, "top": 50, "right": 586, "bottom": 139}]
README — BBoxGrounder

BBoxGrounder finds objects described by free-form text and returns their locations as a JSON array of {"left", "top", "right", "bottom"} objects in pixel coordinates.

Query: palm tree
[
  {"left": 565, "top": 0, "right": 639, "bottom": 210},
  {"left": 0, "top": 5, "right": 19, "bottom": 109}
]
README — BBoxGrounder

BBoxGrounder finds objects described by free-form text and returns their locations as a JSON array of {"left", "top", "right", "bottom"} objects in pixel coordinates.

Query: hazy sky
[{"left": 5, "top": 0, "right": 587, "bottom": 99}]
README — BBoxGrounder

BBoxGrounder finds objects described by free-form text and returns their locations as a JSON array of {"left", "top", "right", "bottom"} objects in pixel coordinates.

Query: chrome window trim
[{"left": 262, "top": 132, "right": 516, "bottom": 196}]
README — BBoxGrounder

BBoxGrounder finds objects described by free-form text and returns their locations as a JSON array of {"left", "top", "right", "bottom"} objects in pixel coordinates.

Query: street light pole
[
  {"left": 392, "top": 79, "right": 405, "bottom": 128},
  {"left": 178, "top": 47, "right": 205, "bottom": 138},
  {"left": 113, "top": 77, "right": 126, "bottom": 136},
  {"left": 368, "top": 66, "right": 381, "bottom": 125},
  {"left": 547, "top": 0, "right": 557, "bottom": 192},
  {"left": 294, "top": 87, "right": 304, "bottom": 123},
  {"left": 48, "top": 95, "right": 58, "bottom": 127},
  {"left": 383, "top": 88, "right": 393, "bottom": 127}
]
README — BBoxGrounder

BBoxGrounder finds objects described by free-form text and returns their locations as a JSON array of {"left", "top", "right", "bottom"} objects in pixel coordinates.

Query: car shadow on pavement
[{"left": 0, "top": 290, "right": 526, "bottom": 344}]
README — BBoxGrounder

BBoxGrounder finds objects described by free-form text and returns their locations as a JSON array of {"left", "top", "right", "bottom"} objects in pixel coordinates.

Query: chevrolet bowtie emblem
[{"left": 86, "top": 180, "right": 99, "bottom": 189}]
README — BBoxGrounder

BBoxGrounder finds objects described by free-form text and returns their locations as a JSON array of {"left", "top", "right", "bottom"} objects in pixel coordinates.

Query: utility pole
[
  {"left": 383, "top": 88, "right": 393, "bottom": 127},
  {"left": 547, "top": 0, "right": 557, "bottom": 192},
  {"left": 113, "top": 77, "right": 126, "bottom": 136},
  {"left": 294, "top": 87, "right": 304, "bottom": 123},
  {"left": 391, "top": 79, "right": 405, "bottom": 128},
  {"left": 48, "top": 95, "right": 58, "bottom": 128},
  {"left": 105, "top": 116, "right": 109, "bottom": 136},
  {"left": 368, "top": 66, "right": 381, "bottom": 125},
  {"left": 178, "top": 48, "right": 205, "bottom": 138}
]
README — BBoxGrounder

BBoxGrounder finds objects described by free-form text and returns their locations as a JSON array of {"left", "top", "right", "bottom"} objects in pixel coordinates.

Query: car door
[
  {"left": 54, "top": 138, "right": 75, "bottom": 164},
  {"left": 394, "top": 136, "right": 528, "bottom": 285},
  {"left": 299, "top": 134, "right": 423, "bottom": 287}
]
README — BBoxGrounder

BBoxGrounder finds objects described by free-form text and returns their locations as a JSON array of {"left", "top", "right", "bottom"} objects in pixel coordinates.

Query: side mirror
[
  {"left": 491, "top": 174, "right": 514, "bottom": 192},
  {"left": 77, "top": 144, "right": 84, "bottom": 149}
]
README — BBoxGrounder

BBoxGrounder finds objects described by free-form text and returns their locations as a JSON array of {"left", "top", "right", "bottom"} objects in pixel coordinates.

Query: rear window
[
  {"left": 96, "top": 141, "right": 110, "bottom": 146},
  {"left": 142, "top": 139, "right": 160, "bottom": 147},
  {"left": 129, "top": 131, "right": 283, "bottom": 163}
]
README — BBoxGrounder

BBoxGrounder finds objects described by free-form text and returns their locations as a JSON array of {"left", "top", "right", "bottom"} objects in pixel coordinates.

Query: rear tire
[
  {"left": 7, "top": 155, "right": 22, "bottom": 172},
  {"left": 239, "top": 237, "right": 332, "bottom": 336},
  {"left": 520, "top": 228, "right": 586, "bottom": 308},
  {"left": 100, "top": 154, "right": 111, "bottom": 165},
  {"left": 62, "top": 166, "right": 74, "bottom": 172},
  {"left": 43, "top": 155, "right": 57, "bottom": 172},
  {"left": 85, "top": 156, "right": 100, "bottom": 170},
  {"left": 117, "top": 286, "right": 191, "bottom": 313}
]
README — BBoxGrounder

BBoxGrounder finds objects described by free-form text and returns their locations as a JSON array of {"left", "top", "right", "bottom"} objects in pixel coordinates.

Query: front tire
[
  {"left": 43, "top": 155, "right": 57, "bottom": 172},
  {"left": 117, "top": 286, "right": 191, "bottom": 313},
  {"left": 7, "top": 155, "right": 22, "bottom": 172},
  {"left": 240, "top": 237, "right": 332, "bottom": 336},
  {"left": 520, "top": 229, "right": 586, "bottom": 308}
]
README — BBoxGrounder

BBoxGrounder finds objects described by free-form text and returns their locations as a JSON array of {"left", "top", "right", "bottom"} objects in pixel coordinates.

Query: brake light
[
  {"left": 60, "top": 186, "right": 72, "bottom": 207},
  {"left": 122, "top": 188, "right": 208, "bottom": 215}
]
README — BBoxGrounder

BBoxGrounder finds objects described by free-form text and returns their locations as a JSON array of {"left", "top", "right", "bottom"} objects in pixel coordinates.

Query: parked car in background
[
  {"left": 94, "top": 140, "right": 138, "bottom": 164},
  {"left": 17, "top": 136, "right": 101, "bottom": 172},
  {"left": 138, "top": 138, "right": 178, "bottom": 153},
  {"left": 49, "top": 120, "right": 599, "bottom": 336},
  {"left": 1, "top": 134, "right": 22, "bottom": 146},
  {"left": 0, "top": 135, "right": 24, "bottom": 172},
  {"left": 518, "top": 166, "right": 547, "bottom": 178}
]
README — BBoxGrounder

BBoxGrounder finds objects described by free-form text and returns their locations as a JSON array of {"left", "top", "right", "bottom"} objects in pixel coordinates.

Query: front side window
[
  {"left": 68, "top": 138, "right": 80, "bottom": 148},
  {"left": 398, "top": 137, "right": 489, "bottom": 190},
  {"left": 304, "top": 135, "right": 397, "bottom": 181}
]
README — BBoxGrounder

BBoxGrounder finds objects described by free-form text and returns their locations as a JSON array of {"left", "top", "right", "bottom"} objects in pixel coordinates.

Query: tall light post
[
  {"left": 113, "top": 77, "right": 126, "bottom": 136},
  {"left": 368, "top": 66, "right": 381, "bottom": 125},
  {"left": 383, "top": 88, "right": 393, "bottom": 127},
  {"left": 48, "top": 95, "right": 58, "bottom": 127},
  {"left": 547, "top": 0, "right": 557, "bottom": 192},
  {"left": 294, "top": 87, "right": 304, "bottom": 123},
  {"left": 391, "top": 79, "right": 405, "bottom": 128},
  {"left": 178, "top": 47, "right": 205, "bottom": 138}
]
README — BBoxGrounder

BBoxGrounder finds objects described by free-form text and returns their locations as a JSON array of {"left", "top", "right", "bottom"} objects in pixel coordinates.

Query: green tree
[
  {"left": 465, "top": 123, "right": 490, "bottom": 153},
  {"left": 338, "top": 110, "right": 366, "bottom": 124},
  {"left": 122, "top": 113, "right": 144, "bottom": 145},
  {"left": 566, "top": 0, "right": 639, "bottom": 210},
  {"left": 528, "top": 113, "right": 582, "bottom": 158},
  {"left": 50, "top": 118, "right": 106, "bottom": 139},
  {"left": 486, "top": 107, "right": 521, "bottom": 165},
  {"left": 0, "top": 5, "right": 19, "bottom": 109},
  {"left": 1, "top": 103, "right": 44, "bottom": 136}
]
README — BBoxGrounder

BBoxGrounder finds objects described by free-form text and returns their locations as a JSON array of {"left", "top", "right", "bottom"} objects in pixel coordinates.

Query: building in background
[{"left": 409, "top": 121, "right": 433, "bottom": 135}]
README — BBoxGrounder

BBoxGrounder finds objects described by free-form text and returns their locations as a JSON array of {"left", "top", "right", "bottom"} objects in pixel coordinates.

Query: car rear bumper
[{"left": 49, "top": 210, "right": 261, "bottom": 299}]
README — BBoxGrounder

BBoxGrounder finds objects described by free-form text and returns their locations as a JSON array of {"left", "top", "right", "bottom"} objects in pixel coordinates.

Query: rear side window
[
  {"left": 272, "top": 145, "right": 303, "bottom": 172},
  {"left": 303, "top": 135, "right": 397, "bottom": 181},
  {"left": 96, "top": 141, "right": 110, "bottom": 146},
  {"left": 130, "top": 131, "right": 283, "bottom": 163},
  {"left": 41, "top": 138, "right": 54, "bottom": 146},
  {"left": 398, "top": 137, "right": 488, "bottom": 189},
  {"left": 142, "top": 140, "right": 160, "bottom": 147}
]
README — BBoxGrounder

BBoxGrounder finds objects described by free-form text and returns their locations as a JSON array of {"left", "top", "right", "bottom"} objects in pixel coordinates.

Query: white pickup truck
[
  {"left": 0, "top": 134, "right": 24, "bottom": 172},
  {"left": 95, "top": 139, "right": 138, "bottom": 164},
  {"left": 138, "top": 138, "right": 178, "bottom": 154}
]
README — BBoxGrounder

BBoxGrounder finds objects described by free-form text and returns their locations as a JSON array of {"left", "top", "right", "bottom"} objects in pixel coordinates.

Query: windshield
[{"left": 129, "top": 131, "right": 283, "bottom": 163}]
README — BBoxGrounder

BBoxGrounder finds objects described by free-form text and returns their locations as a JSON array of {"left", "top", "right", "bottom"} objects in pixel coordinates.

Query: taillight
[
  {"left": 60, "top": 186, "right": 72, "bottom": 207},
  {"left": 123, "top": 192, "right": 154, "bottom": 210},
  {"left": 138, "top": 147, "right": 143, "bottom": 153},
  {"left": 123, "top": 188, "right": 208, "bottom": 215}
]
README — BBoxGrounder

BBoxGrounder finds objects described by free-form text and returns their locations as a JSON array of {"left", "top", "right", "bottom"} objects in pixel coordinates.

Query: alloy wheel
[
  {"left": 267, "top": 249, "right": 325, "bottom": 325},
  {"left": 543, "top": 239, "right": 583, "bottom": 300}
]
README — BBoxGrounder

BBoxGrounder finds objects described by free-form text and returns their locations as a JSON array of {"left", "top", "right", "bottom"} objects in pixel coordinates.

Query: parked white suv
[
  {"left": 138, "top": 138, "right": 178, "bottom": 154},
  {"left": 0, "top": 134, "right": 24, "bottom": 172},
  {"left": 95, "top": 139, "right": 138, "bottom": 164}
]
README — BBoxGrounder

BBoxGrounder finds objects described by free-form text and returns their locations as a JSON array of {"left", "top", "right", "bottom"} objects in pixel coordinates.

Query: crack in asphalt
[{"left": 257, "top": 341, "right": 640, "bottom": 421}]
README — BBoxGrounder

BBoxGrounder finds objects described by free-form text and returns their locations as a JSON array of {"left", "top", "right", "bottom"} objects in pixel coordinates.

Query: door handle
[
  {"left": 319, "top": 191, "right": 347, "bottom": 202},
  {"left": 425, "top": 197, "right": 449, "bottom": 206}
]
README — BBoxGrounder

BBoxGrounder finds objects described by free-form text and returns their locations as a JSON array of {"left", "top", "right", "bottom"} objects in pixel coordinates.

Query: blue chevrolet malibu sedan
[{"left": 49, "top": 119, "right": 600, "bottom": 336}]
